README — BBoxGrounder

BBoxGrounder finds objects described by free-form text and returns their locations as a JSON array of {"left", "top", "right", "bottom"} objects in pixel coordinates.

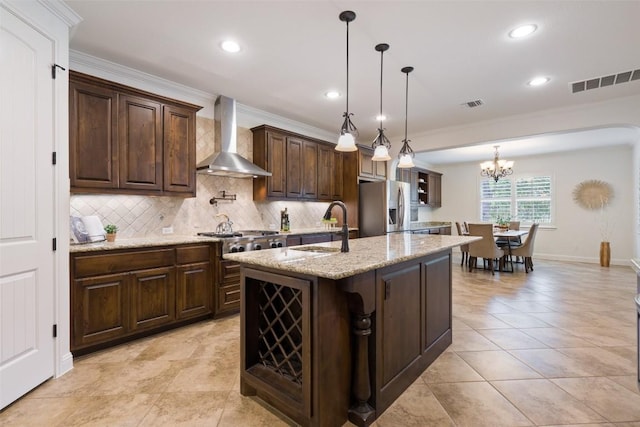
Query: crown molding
[{"left": 38, "top": 0, "right": 82, "bottom": 27}]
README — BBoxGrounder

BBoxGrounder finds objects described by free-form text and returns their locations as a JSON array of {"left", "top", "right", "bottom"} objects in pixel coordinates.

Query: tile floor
[{"left": 2, "top": 258, "right": 640, "bottom": 426}]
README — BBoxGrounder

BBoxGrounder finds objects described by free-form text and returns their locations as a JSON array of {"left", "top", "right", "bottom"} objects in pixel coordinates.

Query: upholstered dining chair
[
  {"left": 455, "top": 222, "right": 469, "bottom": 266},
  {"left": 467, "top": 223, "right": 505, "bottom": 275},
  {"left": 510, "top": 223, "right": 539, "bottom": 273}
]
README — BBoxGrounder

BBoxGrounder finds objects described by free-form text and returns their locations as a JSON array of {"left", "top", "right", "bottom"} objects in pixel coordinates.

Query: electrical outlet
[{"left": 162, "top": 226, "right": 173, "bottom": 235}]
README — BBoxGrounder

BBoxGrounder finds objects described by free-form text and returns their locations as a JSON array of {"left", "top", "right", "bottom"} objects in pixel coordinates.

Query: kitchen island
[{"left": 224, "top": 233, "right": 479, "bottom": 426}]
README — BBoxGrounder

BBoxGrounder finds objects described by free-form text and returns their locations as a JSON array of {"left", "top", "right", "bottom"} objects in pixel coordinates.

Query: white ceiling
[{"left": 64, "top": 0, "right": 640, "bottom": 165}]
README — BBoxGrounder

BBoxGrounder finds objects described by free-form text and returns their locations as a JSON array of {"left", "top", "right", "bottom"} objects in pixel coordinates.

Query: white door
[{"left": 0, "top": 4, "right": 55, "bottom": 409}]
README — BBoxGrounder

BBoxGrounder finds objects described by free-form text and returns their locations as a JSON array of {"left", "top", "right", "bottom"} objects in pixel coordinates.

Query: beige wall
[{"left": 70, "top": 117, "right": 330, "bottom": 238}]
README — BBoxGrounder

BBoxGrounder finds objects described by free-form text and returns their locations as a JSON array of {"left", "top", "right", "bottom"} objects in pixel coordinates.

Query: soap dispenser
[{"left": 280, "top": 207, "right": 290, "bottom": 232}]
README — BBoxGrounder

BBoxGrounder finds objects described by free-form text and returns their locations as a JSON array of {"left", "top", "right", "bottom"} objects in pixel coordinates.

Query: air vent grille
[
  {"left": 571, "top": 68, "right": 640, "bottom": 93},
  {"left": 461, "top": 99, "right": 484, "bottom": 108}
]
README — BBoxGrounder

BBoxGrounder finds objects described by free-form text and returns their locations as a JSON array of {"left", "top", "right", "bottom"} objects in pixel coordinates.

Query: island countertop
[{"left": 224, "top": 233, "right": 479, "bottom": 280}]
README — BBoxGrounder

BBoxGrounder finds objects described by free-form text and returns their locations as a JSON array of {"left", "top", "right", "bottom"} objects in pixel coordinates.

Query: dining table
[{"left": 493, "top": 229, "right": 529, "bottom": 272}]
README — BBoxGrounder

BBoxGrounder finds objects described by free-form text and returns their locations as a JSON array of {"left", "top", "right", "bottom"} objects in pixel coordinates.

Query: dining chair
[
  {"left": 455, "top": 222, "right": 469, "bottom": 266},
  {"left": 467, "top": 223, "right": 505, "bottom": 275},
  {"left": 510, "top": 223, "right": 539, "bottom": 273}
]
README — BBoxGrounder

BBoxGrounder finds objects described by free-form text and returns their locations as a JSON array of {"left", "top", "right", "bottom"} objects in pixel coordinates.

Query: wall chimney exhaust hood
[{"left": 196, "top": 95, "right": 271, "bottom": 178}]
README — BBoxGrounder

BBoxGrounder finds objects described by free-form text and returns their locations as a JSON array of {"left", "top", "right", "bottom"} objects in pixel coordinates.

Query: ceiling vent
[
  {"left": 461, "top": 99, "right": 484, "bottom": 108},
  {"left": 570, "top": 68, "right": 640, "bottom": 93}
]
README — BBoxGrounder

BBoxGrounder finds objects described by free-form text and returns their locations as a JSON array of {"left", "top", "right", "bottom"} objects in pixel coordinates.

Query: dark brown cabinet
[
  {"left": 252, "top": 125, "right": 342, "bottom": 201},
  {"left": 216, "top": 259, "right": 241, "bottom": 316},
  {"left": 69, "top": 71, "right": 201, "bottom": 197},
  {"left": 71, "top": 244, "right": 212, "bottom": 354},
  {"left": 318, "top": 144, "right": 343, "bottom": 200},
  {"left": 358, "top": 145, "right": 387, "bottom": 181}
]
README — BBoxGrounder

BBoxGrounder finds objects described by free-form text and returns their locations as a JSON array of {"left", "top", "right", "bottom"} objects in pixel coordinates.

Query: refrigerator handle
[{"left": 398, "top": 187, "right": 404, "bottom": 227}]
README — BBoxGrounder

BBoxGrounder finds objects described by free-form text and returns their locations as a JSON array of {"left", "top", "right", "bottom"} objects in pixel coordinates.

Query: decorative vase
[
  {"left": 599, "top": 241, "right": 610, "bottom": 267},
  {"left": 106, "top": 233, "right": 116, "bottom": 242}
]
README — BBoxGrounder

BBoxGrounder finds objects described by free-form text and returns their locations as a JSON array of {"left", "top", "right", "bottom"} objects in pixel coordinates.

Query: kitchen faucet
[{"left": 323, "top": 201, "right": 349, "bottom": 253}]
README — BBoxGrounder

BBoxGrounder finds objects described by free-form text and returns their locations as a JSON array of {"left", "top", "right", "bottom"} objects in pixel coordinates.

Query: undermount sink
[{"left": 290, "top": 246, "right": 341, "bottom": 253}]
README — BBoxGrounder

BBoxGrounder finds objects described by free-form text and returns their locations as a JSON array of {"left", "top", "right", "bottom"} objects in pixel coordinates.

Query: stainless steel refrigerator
[{"left": 359, "top": 180, "right": 411, "bottom": 237}]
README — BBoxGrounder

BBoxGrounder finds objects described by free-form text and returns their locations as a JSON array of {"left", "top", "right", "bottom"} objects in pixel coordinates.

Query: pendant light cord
[
  {"left": 379, "top": 49, "right": 384, "bottom": 128},
  {"left": 404, "top": 70, "right": 409, "bottom": 140},
  {"left": 345, "top": 20, "right": 350, "bottom": 114}
]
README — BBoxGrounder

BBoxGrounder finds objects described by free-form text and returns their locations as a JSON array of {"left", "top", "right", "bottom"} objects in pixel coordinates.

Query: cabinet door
[
  {"left": 176, "top": 261, "right": 212, "bottom": 320},
  {"left": 302, "top": 140, "right": 318, "bottom": 199},
  {"left": 216, "top": 260, "right": 241, "bottom": 315},
  {"left": 286, "top": 137, "right": 303, "bottom": 197},
  {"left": 423, "top": 252, "right": 451, "bottom": 349},
  {"left": 358, "top": 146, "right": 375, "bottom": 178},
  {"left": 317, "top": 144, "right": 333, "bottom": 200},
  {"left": 375, "top": 159, "right": 388, "bottom": 180},
  {"left": 267, "top": 132, "right": 287, "bottom": 198},
  {"left": 332, "top": 150, "right": 344, "bottom": 200},
  {"left": 69, "top": 80, "right": 118, "bottom": 189},
  {"left": 118, "top": 94, "right": 163, "bottom": 191},
  {"left": 130, "top": 266, "right": 176, "bottom": 331},
  {"left": 72, "top": 273, "right": 129, "bottom": 349},
  {"left": 410, "top": 171, "right": 420, "bottom": 205},
  {"left": 428, "top": 173, "right": 442, "bottom": 207},
  {"left": 378, "top": 263, "right": 422, "bottom": 390},
  {"left": 163, "top": 105, "right": 196, "bottom": 195}
]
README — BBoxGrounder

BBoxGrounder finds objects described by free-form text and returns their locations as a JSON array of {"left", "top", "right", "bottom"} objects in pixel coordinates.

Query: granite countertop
[
  {"left": 69, "top": 227, "right": 360, "bottom": 253},
  {"left": 409, "top": 221, "right": 452, "bottom": 230},
  {"left": 69, "top": 235, "right": 222, "bottom": 253},
  {"left": 224, "top": 233, "right": 479, "bottom": 280}
]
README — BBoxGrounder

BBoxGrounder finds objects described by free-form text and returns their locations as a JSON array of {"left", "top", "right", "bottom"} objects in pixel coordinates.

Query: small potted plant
[
  {"left": 104, "top": 224, "right": 118, "bottom": 242},
  {"left": 495, "top": 216, "right": 510, "bottom": 230}
]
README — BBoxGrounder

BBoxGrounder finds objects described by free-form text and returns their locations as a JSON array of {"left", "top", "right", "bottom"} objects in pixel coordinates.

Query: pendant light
[
  {"left": 371, "top": 43, "right": 391, "bottom": 161},
  {"left": 397, "top": 66, "right": 415, "bottom": 168},
  {"left": 335, "top": 11, "right": 358, "bottom": 152}
]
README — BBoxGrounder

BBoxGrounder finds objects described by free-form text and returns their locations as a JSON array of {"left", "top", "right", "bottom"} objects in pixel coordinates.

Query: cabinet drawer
[
  {"left": 176, "top": 245, "right": 210, "bottom": 264},
  {"left": 217, "top": 284, "right": 240, "bottom": 312},
  {"left": 73, "top": 248, "right": 175, "bottom": 278},
  {"left": 220, "top": 260, "right": 240, "bottom": 283}
]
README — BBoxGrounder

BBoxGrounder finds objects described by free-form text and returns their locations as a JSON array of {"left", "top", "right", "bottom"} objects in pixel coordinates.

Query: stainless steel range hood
[{"left": 196, "top": 95, "right": 271, "bottom": 178}]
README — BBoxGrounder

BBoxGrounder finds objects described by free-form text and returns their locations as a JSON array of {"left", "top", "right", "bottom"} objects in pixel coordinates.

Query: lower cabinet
[
  {"left": 215, "top": 259, "right": 241, "bottom": 316},
  {"left": 71, "top": 244, "right": 212, "bottom": 354}
]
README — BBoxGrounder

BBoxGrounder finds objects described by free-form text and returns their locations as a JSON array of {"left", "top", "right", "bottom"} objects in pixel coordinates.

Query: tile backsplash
[{"left": 70, "top": 117, "right": 330, "bottom": 238}]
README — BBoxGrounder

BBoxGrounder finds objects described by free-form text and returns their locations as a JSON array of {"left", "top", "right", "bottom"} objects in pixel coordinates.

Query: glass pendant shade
[
  {"left": 372, "top": 144, "right": 391, "bottom": 161},
  {"left": 398, "top": 152, "right": 415, "bottom": 168},
  {"left": 336, "top": 131, "right": 357, "bottom": 152}
]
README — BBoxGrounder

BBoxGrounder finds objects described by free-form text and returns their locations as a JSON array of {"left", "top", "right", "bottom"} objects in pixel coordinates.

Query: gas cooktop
[{"left": 197, "top": 230, "right": 278, "bottom": 238}]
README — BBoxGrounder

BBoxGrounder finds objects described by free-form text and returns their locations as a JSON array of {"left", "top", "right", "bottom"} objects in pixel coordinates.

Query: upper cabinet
[
  {"left": 69, "top": 71, "right": 201, "bottom": 197},
  {"left": 397, "top": 167, "right": 442, "bottom": 208},
  {"left": 252, "top": 125, "right": 342, "bottom": 202},
  {"left": 357, "top": 145, "right": 387, "bottom": 181}
]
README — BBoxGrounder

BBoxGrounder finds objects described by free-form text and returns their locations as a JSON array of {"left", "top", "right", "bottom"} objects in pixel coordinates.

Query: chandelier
[
  {"left": 397, "top": 66, "right": 415, "bottom": 168},
  {"left": 480, "top": 145, "right": 514, "bottom": 182},
  {"left": 335, "top": 11, "right": 358, "bottom": 152}
]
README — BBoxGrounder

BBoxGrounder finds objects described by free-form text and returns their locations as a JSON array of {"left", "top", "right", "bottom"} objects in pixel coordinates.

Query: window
[{"left": 480, "top": 175, "right": 552, "bottom": 225}]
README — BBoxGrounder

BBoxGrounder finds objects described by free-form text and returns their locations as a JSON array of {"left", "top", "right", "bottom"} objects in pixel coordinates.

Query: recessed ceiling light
[
  {"left": 325, "top": 91, "right": 341, "bottom": 99},
  {"left": 220, "top": 40, "right": 241, "bottom": 53},
  {"left": 528, "top": 76, "right": 550, "bottom": 86},
  {"left": 376, "top": 114, "right": 387, "bottom": 121},
  {"left": 509, "top": 24, "right": 537, "bottom": 39}
]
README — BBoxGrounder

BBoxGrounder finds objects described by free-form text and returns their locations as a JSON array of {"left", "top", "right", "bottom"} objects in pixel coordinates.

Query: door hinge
[
  {"left": 52, "top": 237, "right": 57, "bottom": 251},
  {"left": 51, "top": 64, "right": 66, "bottom": 79},
  {"left": 385, "top": 281, "right": 391, "bottom": 300},
  {"left": 52, "top": 151, "right": 57, "bottom": 165},
  {"left": 53, "top": 324, "right": 57, "bottom": 338}
]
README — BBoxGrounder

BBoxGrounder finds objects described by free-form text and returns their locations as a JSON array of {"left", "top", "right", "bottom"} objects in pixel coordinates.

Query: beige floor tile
[
  {"left": 86, "top": 360, "right": 186, "bottom": 396},
  {"left": 452, "top": 313, "right": 512, "bottom": 329},
  {"left": 520, "top": 327, "right": 597, "bottom": 348},
  {"left": 217, "top": 391, "right": 295, "bottom": 426},
  {"left": 374, "top": 380, "right": 454, "bottom": 426},
  {"left": 457, "top": 351, "right": 542, "bottom": 380},
  {"left": 0, "top": 396, "right": 94, "bottom": 427},
  {"left": 491, "top": 378, "right": 605, "bottom": 425},
  {"left": 491, "top": 312, "right": 552, "bottom": 328},
  {"left": 421, "top": 351, "right": 484, "bottom": 383},
  {"left": 429, "top": 381, "right": 532, "bottom": 427},
  {"left": 450, "top": 329, "right": 502, "bottom": 351},
  {"left": 168, "top": 356, "right": 239, "bottom": 392},
  {"left": 552, "top": 377, "right": 640, "bottom": 422},
  {"left": 561, "top": 326, "right": 636, "bottom": 347},
  {"left": 509, "top": 348, "right": 596, "bottom": 378},
  {"left": 62, "top": 393, "right": 160, "bottom": 427},
  {"left": 555, "top": 347, "right": 636, "bottom": 376},
  {"left": 608, "top": 375, "right": 640, "bottom": 395},
  {"left": 478, "top": 328, "right": 548, "bottom": 350},
  {"left": 138, "top": 391, "right": 227, "bottom": 426}
]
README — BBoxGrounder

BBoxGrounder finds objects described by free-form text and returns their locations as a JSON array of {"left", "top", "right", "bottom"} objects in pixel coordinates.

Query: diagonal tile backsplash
[{"left": 70, "top": 118, "right": 330, "bottom": 239}]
